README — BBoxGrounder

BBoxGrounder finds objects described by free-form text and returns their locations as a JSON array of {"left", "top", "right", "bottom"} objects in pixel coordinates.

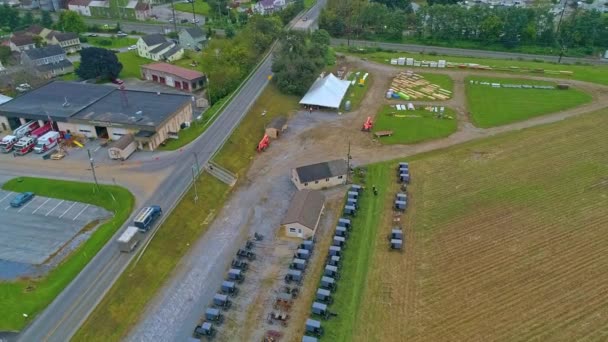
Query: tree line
[
  {"left": 320, "top": 0, "right": 608, "bottom": 54},
  {"left": 0, "top": 5, "right": 53, "bottom": 32}
]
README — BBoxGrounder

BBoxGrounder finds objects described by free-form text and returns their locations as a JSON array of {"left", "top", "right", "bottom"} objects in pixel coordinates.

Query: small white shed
[{"left": 108, "top": 134, "right": 137, "bottom": 161}]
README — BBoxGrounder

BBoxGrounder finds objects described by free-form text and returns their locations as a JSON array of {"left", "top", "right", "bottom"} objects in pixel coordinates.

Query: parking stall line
[
  {"left": 59, "top": 202, "right": 78, "bottom": 219},
  {"left": 0, "top": 192, "right": 12, "bottom": 203},
  {"left": 18, "top": 200, "right": 34, "bottom": 213},
  {"left": 4, "top": 206, "right": 10, "bottom": 210},
  {"left": 32, "top": 198, "right": 51, "bottom": 214},
  {"left": 46, "top": 200, "right": 64, "bottom": 217},
  {"left": 72, "top": 204, "right": 89, "bottom": 221}
]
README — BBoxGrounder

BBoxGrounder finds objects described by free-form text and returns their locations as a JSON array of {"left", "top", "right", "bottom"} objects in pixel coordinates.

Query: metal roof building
[
  {"left": 291, "top": 159, "right": 348, "bottom": 190},
  {"left": 299, "top": 73, "right": 351, "bottom": 109}
]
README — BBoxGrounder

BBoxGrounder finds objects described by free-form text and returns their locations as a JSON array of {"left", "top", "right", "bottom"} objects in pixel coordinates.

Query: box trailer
[
  {"left": 34, "top": 131, "right": 60, "bottom": 154},
  {"left": 108, "top": 134, "right": 137, "bottom": 161},
  {"left": 117, "top": 226, "right": 141, "bottom": 252}
]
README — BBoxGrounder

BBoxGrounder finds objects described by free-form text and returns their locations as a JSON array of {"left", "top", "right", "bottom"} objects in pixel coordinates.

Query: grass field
[
  {"left": 325, "top": 109, "right": 608, "bottom": 341},
  {"left": 373, "top": 105, "right": 457, "bottom": 144},
  {"left": 116, "top": 51, "right": 150, "bottom": 79},
  {"left": 338, "top": 48, "right": 608, "bottom": 86},
  {"left": 342, "top": 70, "right": 371, "bottom": 111},
  {"left": 86, "top": 36, "right": 137, "bottom": 49},
  {"left": 0, "top": 178, "right": 133, "bottom": 331},
  {"left": 174, "top": 0, "right": 210, "bottom": 15},
  {"left": 73, "top": 83, "right": 301, "bottom": 341},
  {"left": 466, "top": 77, "right": 592, "bottom": 127}
]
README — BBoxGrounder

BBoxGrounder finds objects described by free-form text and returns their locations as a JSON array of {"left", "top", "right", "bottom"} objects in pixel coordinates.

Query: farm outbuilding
[
  {"left": 281, "top": 189, "right": 326, "bottom": 239},
  {"left": 141, "top": 63, "right": 206, "bottom": 92},
  {"left": 108, "top": 133, "right": 137, "bottom": 161},
  {"left": 265, "top": 116, "right": 287, "bottom": 139},
  {"left": 299, "top": 73, "right": 351, "bottom": 110},
  {"left": 292, "top": 159, "right": 348, "bottom": 190}
]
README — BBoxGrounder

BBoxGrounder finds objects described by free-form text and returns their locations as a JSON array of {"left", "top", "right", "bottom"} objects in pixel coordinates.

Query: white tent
[{"left": 299, "top": 73, "right": 351, "bottom": 109}]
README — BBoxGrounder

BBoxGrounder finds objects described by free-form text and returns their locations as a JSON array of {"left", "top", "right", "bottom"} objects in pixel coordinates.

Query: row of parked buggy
[
  {"left": 301, "top": 184, "right": 363, "bottom": 341},
  {"left": 193, "top": 233, "right": 263, "bottom": 340},
  {"left": 390, "top": 162, "right": 410, "bottom": 251}
]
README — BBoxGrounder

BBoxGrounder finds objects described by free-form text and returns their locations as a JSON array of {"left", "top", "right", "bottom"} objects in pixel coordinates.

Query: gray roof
[
  {"left": 281, "top": 189, "right": 325, "bottom": 230},
  {"left": 0, "top": 81, "right": 114, "bottom": 122},
  {"left": 149, "top": 42, "right": 173, "bottom": 54},
  {"left": 23, "top": 45, "right": 65, "bottom": 60},
  {"left": 71, "top": 89, "right": 191, "bottom": 129},
  {"left": 109, "top": 133, "right": 135, "bottom": 149},
  {"left": 162, "top": 45, "right": 182, "bottom": 59},
  {"left": 295, "top": 159, "right": 348, "bottom": 183},
  {"left": 267, "top": 116, "right": 287, "bottom": 130},
  {"left": 141, "top": 34, "right": 167, "bottom": 47},
  {"left": 183, "top": 26, "right": 205, "bottom": 39},
  {"left": 35, "top": 59, "right": 73, "bottom": 72},
  {"left": 52, "top": 32, "right": 79, "bottom": 42}
]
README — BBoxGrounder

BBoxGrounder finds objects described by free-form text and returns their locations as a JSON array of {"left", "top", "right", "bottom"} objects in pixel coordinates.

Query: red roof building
[{"left": 140, "top": 63, "right": 206, "bottom": 92}]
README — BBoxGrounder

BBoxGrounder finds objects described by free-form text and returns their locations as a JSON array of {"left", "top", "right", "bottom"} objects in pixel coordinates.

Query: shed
[
  {"left": 282, "top": 190, "right": 326, "bottom": 239},
  {"left": 329, "top": 245, "right": 341, "bottom": 257},
  {"left": 333, "top": 236, "right": 345, "bottom": 247},
  {"left": 328, "top": 255, "right": 340, "bottom": 266},
  {"left": 265, "top": 116, "right": 287, "bottom": 139},
  {"left": 108, "top": 133, "right": 137, "bottom": 161}
]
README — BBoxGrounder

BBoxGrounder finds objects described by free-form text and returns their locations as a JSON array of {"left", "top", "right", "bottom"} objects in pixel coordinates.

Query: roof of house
[
  {"left": 135, "top": 1, "right": 150, "bottom": 10},
  {"left": 281, "top": 190, "right": 325, "bottom": 229},
  {"left": 109, "top": 133, "right": 135, "bottom": 149},
  {"left": 51, "top": 32, "right": 79, "bottom": 42},
  {"left": 89, "top": 0, "right": 109, "bottom": 7},
  {"left": 183, "top": 26, "right": 205, "bottom": 39},
  {"left": 162, "top": 46, "right": 183, "bottom": 59},
  {"left": 149, "top": 41, "right": 173, "bottom": 54},
  {"left": 295, "top": 159, "right": 348, "bottom": 183},
  {"left": 26, "top": 25, "right": 45, "bottom": 35},
  {"left": 10, "top": 35, "right": 34, "bottom": 46},
  {"left": 35, "top": 59, "right": 73, "bottom": 72},
  {"left": 141, "top": 63, "right": 204, "bottom": 81},
  {"left": 69, "top": 0, "right": 92, "bottom": 6},
  {"left": 267, "top": 116, "right": 287, "bottom": 130},
  {"left": 23, "top": 45, "right": 65, "bottom": 60},
  {"left": 299, "top": 73, "right": 351, "bottom": 109},
  {"left": 141, "top": 34, "right": 167, "bottom": 47}
]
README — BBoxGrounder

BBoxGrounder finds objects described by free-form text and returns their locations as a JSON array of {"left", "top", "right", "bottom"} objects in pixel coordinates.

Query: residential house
[
  {"left": 19, "top": 0, "right": 40, "bottom": 9},
  {"left": 178, "top": 27, "right": 206, "bottom": 51},
  {"left": 68, "top": 0, "right": 92, "bottom": 15},
  {"left": 281, "top": 189, "right": 326, "bottom": 239},
  {"left": 134, "top": 1, "right": 151, "bottom": 20},
  {"left": 21, "top": 45, "right": 74, "bottom": 79},
  {"left": 141, "top": 63, "right": 206, "bottom": 92},
  {"left": 82, "top": 0, "right": 150, "bottom": 20},
  {"left": 252, "top": 0, "right": 285, "bottom": 15},
  {"left": 9, "top": 35, "right": 36, "bottom": 53},
  {"left": 291, "top": 159, "right": 348, "bottom": 190},
  {"left": 137, "top": 34, "right": 184, "bottom": 62},
  {"left": 47, "top": 31, "right": 81, "bottom": 53}
]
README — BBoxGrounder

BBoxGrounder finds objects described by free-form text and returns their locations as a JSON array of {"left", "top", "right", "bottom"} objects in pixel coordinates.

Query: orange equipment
[
  {"left": 257, "top": 134, "right": 270, "bottom": 152},
  {"left": 361, "top": 117, "right": 373, "bottom": 132}
]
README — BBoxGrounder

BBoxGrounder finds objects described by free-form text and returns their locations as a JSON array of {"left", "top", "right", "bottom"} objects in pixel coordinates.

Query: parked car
[
  {"left": 180, "top": 19, "right": 188, "bottom": 23},
  {"left": 117, "top": 31, "right": 128, "bottom": 37},
  {"left": 10, "top": 192, "right": 35, "bottom": 208},
  {"left": 111, "top": 78, "right": 124, "bottom": 85},
  {"left": 127, "top": 45, "right": 137, "bottom": 50},
  {"left": 88, "top": 33, "right": 98, "bottom": 37},
  {"left": 191, "top": 18, "right": 200, "bottom": 23}
]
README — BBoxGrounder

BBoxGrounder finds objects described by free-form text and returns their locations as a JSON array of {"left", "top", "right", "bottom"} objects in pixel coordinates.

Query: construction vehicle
[
  {"left": 0, "top": 135, "right": 19, "bottom": 153},
  {"left": 254, "top": 232, "right": 264, "bottom": 241},
  {"left": 193, "top": 322, "right": 216, "bottom": 339},
  {"left": 257, "top": 134, "right": 270, "bottom": 152},
  {"left": 236, "top": 248, "right": 256, "bottom": 261},
  {"left": 361, "top": 117, "right": 373, "bottom": 132},
  {"left": 13, "top": 136, "right": 37, "bottom": 155}
]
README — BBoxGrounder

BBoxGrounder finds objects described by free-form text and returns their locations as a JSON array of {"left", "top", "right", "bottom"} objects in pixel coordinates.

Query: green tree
[
  {"left": 76, "top": 47, "right": 123, "bottom": 80},
  {"left": 225, "top": 25, "right": 235, "bottom": 38},
  {"left": 0, "top": 46, "right": 11, "bottom": 64},
  {"left": 21, "top": 12, "right": 34, "bottom": 28},
  {"left": 32, "top": 35, "right": 46, "bottom": 48},
  {"left": 56, "top": 11, "right": 87, "bottom": 33},
  {"left": 40, "top": 11, "right": 53, "bottom": 27}
]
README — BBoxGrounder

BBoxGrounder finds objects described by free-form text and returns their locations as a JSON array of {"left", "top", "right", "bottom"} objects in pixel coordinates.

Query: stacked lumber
[{"left": 389, "top": 71, "right": 452, "bottom": 100}]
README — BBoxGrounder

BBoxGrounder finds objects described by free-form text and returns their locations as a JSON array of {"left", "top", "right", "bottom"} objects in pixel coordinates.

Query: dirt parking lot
[{"left": 0, "top": 189, "right": 111, "bottom": 268}]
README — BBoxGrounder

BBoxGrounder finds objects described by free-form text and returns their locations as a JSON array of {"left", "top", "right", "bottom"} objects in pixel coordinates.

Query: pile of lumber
[{"left": 389, "top": 71, "right": 452, "bottom": 100}]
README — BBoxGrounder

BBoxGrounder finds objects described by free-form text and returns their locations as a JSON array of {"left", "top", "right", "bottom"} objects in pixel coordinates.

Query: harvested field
[{"left": 353, "top": 110, "right": 608, "bottom": 342}]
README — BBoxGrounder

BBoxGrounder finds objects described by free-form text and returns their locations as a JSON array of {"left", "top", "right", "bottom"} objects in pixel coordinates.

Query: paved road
[
  {"left": 331, "top": 38, "right": 608, "bottom": 65},
  {"left": 83, "top": 18, "right": 193, "bottom": 34}
]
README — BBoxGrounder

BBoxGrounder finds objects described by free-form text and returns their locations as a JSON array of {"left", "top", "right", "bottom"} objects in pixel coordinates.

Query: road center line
[
  {"left": 46, "top": 200, "right": 64, "bottom": 216},
  {"left": 59, "top": 202, "right": 78, "bottom": 219},
  {"left": 73, "top": 204, "right": 89, "bottom": 221},
  {"left": 32, "top": 198, "right": 51, "bottom": 214}
]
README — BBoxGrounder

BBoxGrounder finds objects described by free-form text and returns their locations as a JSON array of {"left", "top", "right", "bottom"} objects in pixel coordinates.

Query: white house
[
  {"left": 68, "top": 0, "right": 92, "bottom": 16},
  {"left": 281, "top": 189, "right": 325, "bottom": 239},
  {"left": 291, "top": 159, "right": 348, "bottom": 190},
  {"left": 137, "top": 34, "right": 184, "bottom": 62},
  {"left": 253, "top": 0, "right": 285, "bottom": 15}
]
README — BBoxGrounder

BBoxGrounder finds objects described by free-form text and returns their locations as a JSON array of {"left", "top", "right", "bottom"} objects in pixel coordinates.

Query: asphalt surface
[
  {"left": 0, "top": 190, "right": 110, "bottom": 265},
  {"left": 331, "top": 38, "right": 608, "bottom": 65},
  {"left": 82, "top": 18, "right": 192, "bottom": 35}
]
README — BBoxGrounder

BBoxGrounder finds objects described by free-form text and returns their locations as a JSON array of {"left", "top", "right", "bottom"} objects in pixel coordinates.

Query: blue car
[{"left": 10, "top": 192, "right": 35, "bottom": 208}]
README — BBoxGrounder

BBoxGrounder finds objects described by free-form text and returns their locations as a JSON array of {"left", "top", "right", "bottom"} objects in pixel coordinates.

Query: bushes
[{"left": 97, "top": 39, "right": 112, "bottom": 46}]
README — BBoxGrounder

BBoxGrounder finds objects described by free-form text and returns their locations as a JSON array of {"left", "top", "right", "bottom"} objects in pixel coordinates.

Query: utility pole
[
  {"left": 193, "top": 151, "right": 200, "bottom": 174},
  {"left": 170, "top": 0, "right": 178, "bottom": 34},
  {"left": 87, "top": 149, "right": 100, "bottom": 192},
  {"left": 556, "top": 0, "right": 568, "bottom": 63},
  {"left": 191, "top": 165, "right": 199, "bottom": 203},
  {"left": 191, "top": 0, "right": 197, "bottom": 25},
  {"left": 346, "top": 140, "right": 351, "bottom": 184}
]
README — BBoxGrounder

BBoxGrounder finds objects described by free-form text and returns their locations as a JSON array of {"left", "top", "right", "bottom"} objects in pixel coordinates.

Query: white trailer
[
  {"left": 117, "top": 226, "right": 141, "bottom": 253},
  {"left": 108, "top": 134, "right": 137, "bottom": 161}
]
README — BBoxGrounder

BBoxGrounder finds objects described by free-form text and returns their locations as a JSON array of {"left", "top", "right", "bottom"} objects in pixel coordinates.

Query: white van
[{"left": 34, "top": 131, "right": 60, "bottom": 154}]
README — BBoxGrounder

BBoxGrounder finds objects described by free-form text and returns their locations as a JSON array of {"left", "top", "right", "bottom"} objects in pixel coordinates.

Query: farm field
[
  {"left": 352, "top": 109, "right": 608, "bottom": 342},
  {"left": 373, "top": 105, "right": 457, "bottom": 144},
  {"left": 337, "top": 48, "right": 608, "bottom": 86},
  {"left": 466, "top": 76, "right": 592, "bottom": 127}
]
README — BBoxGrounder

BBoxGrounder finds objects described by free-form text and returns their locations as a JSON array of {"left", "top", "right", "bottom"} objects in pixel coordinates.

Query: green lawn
[
  {"left": 419, "top": 72, "right": 454, "bottom": 94},
  {"left": 174, "top": 0, "right": 210, "bottom": 15},
  {"left": 342, "top": 70, "right": 371, "bottom": 111},
  {"left": 87, "top": 36, "right": 137, "bottom": 49},
  {"left": 304, "top": 0, "right": 316, "bottom": 8},
  {"left": 116, "top": 51, "right": 150, "bottom": 79},
  {"left": 466, "top": 76, "right": 592, "bottom": 127},
  {"left": 73, "top": 83, "right": 301, "bottom": 341},
  {"left": 61, "top": 61, "right": 80, "bottom": 81},
  {"left": 0, "top": 177, "right": 134, "bottom": 331},
  {"left": 338, "top": 47, "right": 608, "bottom": 86},
  {"left": 373, "top": 105, "right": 457, "bottom": 144}
]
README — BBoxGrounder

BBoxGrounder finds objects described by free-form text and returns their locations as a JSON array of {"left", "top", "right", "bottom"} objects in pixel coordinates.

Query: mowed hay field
[{"left": 354, "top": 109, "right": 608, "bottom": 342}]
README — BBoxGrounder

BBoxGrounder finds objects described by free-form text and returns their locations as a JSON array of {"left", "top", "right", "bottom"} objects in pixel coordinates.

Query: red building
[{"left": 140, "top": 63, "right": 206, "bottom": 92}]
